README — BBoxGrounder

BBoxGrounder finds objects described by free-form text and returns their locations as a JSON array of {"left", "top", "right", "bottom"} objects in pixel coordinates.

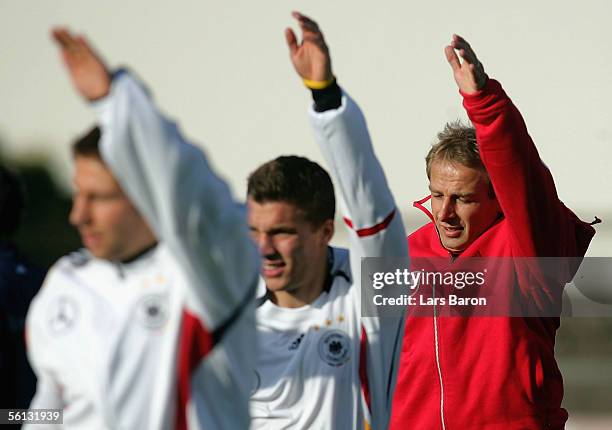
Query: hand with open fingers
[
  {"left": 285, "top": 11, "right": 333, "bottom": 85},
  {"left": 444, "top": 34, "right": 488, "bottom": 94},
  {"left": 52, "top": 28, "right": 111, "bottom": 101}
]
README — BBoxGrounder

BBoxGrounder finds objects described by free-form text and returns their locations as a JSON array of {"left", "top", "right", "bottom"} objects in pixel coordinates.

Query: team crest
[
  {"left": 48, "top": 296, "right": 79, "bottom": 335},
  {"left": 318, "top": 329, "right": 351, "bottom": 367},
  {"left": 137, "top": 294, "right": 169, "bottom": 329}
]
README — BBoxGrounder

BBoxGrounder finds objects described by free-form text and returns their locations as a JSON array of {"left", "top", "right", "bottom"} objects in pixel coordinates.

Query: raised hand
[
  {"left": 52, "top": 28, "right": 111, "bottom": 101},
  {"left": 444, "top": 34, "right": 488, "bottom": 94},
  {"left": 285, "top": 11, "right": 333, "bottom": 83}
]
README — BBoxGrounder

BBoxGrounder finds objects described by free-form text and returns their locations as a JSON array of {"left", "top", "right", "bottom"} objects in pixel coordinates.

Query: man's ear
[{"left": 320, "top": 218, "right": 335, "bottom": 244}]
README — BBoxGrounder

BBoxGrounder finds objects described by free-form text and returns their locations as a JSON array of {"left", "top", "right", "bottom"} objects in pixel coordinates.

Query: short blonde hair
[{"left": 426, "top": 121, "right": 495, "bottom": 198}]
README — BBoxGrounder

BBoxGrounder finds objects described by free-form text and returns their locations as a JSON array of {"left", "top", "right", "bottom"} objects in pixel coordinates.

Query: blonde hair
[{"left": 426, "top": 121, "right": 495, "bottom": 198}]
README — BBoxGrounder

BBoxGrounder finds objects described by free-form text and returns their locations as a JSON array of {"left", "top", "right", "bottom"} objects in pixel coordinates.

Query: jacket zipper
[{"left": 433, "top": 283, "right": 447, "bottom": 430}]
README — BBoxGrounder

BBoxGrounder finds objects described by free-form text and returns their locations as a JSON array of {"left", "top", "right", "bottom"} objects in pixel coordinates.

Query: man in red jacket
[{"left": 389, "top": 35, "right": 596, "bottom": 429}]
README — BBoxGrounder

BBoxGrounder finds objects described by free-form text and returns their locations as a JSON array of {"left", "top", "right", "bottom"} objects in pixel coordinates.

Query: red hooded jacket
[{"left": 389, "top": 79, "right": 596, "bottom": 429}]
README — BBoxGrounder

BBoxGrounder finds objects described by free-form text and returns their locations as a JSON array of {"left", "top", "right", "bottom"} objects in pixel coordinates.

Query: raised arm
[
  {"left": 52, "top": 29, "right": 259, "bottom": 330},
  {"left": 445, "top": 35, "right": 585, "bottom": 257},
  {"left": 286, "top": 12, "right": 408, "bottom": 428},
  {"left": 287, "top": 12, "right": 407, "bottom": 264}
]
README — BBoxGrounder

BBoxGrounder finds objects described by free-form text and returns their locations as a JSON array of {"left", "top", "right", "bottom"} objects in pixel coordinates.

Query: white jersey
[
  {"left": 25, "top": 71, "right": 259, "bottom": 430},
  {"left": 250, "top": 93, "right": 408, "bottom": 430}
]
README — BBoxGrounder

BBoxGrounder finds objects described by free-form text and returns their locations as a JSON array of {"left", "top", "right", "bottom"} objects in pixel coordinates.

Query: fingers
[
  {"left": 52, "top": 28, "right": 78, "bottom": 51},
  {"left": 295, "top": 13, "right": 319, "bottom": 34},
  {"left": 444, "top": 45, "right": 461, "bottom": 72},
  {"left": 292, "top": 11, "right": 325, "bottom": 45},
  {"left": 76, "top": 35, "right": 96, "bottom": 57},
  {"left": 50, "top": 26, "right": 111, "bottom": 100},
  {"left": 52, "top": 27, "right": 90, "bottom": 65},
  {"left": 447, "top": 33, "right": 488, "bottom": 92},
  {"left": 285, "top": 28, "right": 298, "bottom": 56},
  {"left": 51, "top": 28, "right": 70, "bottom": 46},
  {"left": 451, "top": 34, "right": 470, "bottom": 52},
  {"left": 451, "top": 34, "right": 479, "bottom": 66},
  {"left": 452, "top": 34, "right": 468, "bottom": 46},
  {"left": 287, "top": 11, "right": 332, "bottom": 82},
  {"left": 52, "top": 27, "right": 105, "bottom": 65},
  {"left": 52, "top": 28, "right": 83, "bottom": 71},
  {"left": 292, "top": 11, "right": 318, "bottom": 30}
]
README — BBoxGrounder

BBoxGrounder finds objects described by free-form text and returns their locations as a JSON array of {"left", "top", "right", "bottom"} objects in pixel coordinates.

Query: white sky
[{"left": 1, "top": 0, "right": 611, "bottom": 254}]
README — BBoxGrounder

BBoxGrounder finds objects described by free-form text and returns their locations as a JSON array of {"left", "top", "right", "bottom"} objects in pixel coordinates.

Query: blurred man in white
[
  {"left": 247, "top": 12, "right": 408, "bottom": 429},
  {"left": 25, "top": 29, "right": 259, "bottom": 429}
]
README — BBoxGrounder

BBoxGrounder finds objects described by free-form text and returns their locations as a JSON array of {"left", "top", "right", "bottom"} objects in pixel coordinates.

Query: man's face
[
  {"left": 247, "top": 199, "right": 333, "bottom": 297},
  {"left": 429, "top": 160, "right": 501, "bottom": 253},
  {"left": 70, "top": 156, "right": 156, "bottom": 261}
]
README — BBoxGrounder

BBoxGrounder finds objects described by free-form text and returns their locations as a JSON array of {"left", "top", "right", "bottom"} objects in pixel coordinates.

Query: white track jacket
[{"left": 25, "top": 71, "right": 259, "bottom": 430}]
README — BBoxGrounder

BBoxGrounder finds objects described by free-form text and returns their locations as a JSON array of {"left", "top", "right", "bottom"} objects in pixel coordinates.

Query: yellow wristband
[{"left": 303, "top": 76, "right": 335, "bottom": 90}]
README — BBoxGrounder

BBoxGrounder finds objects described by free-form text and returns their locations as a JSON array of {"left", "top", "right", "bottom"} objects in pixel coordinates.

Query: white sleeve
[
  {"left": 93, "top": 70, "right": 259, "bottom": 331},
  {"left": 308, "top": 91, "right": 408, "bottom": 429},
  {"left": 24, "top": 296, "right": 63, "bottom": 430}
]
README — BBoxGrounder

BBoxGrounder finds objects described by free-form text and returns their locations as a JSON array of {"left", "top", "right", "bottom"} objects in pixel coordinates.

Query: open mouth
[
  {"left": 440, "top": 225, "right": 463, "bottom": 238},
  {"left": 261, "top": 261, "right": 285, "bottom": 277}
]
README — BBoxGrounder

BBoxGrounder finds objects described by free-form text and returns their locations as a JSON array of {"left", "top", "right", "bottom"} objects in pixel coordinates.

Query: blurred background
[{"left": 1, "top": 0, "right": 610, "bottom": 426}]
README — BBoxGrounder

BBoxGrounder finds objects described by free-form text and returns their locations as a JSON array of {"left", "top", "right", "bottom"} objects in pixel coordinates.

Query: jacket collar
[{"left": 413, "top": 195, "right": 434, "bottom": 222}]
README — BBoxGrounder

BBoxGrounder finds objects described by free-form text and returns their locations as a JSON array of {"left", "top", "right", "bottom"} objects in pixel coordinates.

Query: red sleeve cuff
[{"left": 460, "top": 78, "right": 504, "bottom": 104}]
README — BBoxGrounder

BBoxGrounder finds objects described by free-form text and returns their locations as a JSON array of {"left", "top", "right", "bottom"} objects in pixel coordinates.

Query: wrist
[
  {"left": 303, "top": 75, "right": 335, "bottom": 90},
  {"left": 311, "top": 79, "right": 341, "bottom": 112}
]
